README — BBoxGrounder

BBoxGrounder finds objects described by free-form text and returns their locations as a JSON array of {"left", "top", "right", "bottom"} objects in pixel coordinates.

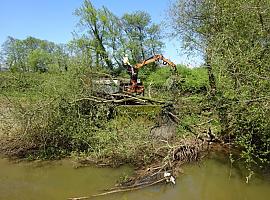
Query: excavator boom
[
  {"left": 134, "top": 54, "right": 177, "bottom": 72},
  {"left": 125, "top": 54, "right": 177, "bottom": 95}
]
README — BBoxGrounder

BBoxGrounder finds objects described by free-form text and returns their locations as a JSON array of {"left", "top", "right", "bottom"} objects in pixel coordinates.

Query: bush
[
  {"left": 0, "top": 70, "right": 158, "bottom": 162},
  {"left": 145, "top": 65, "right": 209, "bottom": 94}
]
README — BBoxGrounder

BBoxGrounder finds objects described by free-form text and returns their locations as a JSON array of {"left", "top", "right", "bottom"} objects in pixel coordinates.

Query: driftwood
[
  {"left": 94, "top": 178, "right": 166, "bottom": 197},
  {"left": 68, "top": 197, "right": 89, "bottom": 200}
]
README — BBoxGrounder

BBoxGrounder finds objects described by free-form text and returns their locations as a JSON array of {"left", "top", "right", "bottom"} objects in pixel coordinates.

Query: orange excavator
[{"left": 124, "top": 54, "right": 177, "bottom": 95}]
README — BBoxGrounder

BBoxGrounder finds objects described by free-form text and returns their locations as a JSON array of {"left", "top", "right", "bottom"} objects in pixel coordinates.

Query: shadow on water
[{"left": 0, "top": 153, "right": 270, "bottom": 200}]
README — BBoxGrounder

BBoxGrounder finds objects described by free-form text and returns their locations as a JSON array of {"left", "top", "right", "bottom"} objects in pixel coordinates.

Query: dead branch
[
  {"left": 68, "top": 178, "right": 166, "bottom": 200},
  {"left": 68, "top": 197, "right": 89, "bottom": 200},
  {"left": 93, "top": 178, "right": 166, "bottom": 197},
  {"left": 70, "top": 96, "right": 147, "bottom": 104},
  {"left": 122, "top": 91, "right": 166, "bottom": 104},
  {"left": 68, "top": 138, "right": 206, "bottom": 200}
]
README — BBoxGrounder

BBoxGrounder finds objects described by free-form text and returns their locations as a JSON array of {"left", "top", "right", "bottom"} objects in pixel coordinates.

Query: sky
[{"left": 0, "top": 0, "right": 203, "bottom": 66}]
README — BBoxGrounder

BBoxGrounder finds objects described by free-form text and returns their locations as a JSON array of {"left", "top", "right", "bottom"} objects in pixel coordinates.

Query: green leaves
[
  {"left": 74, "top": 1, "right": 164, "bottom": 70},
  {"left": 1, "top": 36, "right": 68, "bottom": 72},
  {"left": 122, "top": 11, "right": 163, "bottom": 61},
  {"left": 170, "top": 0, "right": 270, "bottom": 170},
  {"left": 27, "top": 49, "right": 50, "bottom": 72}
]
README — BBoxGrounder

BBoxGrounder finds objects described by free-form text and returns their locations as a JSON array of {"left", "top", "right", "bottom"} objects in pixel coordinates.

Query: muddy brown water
[{"left": 0, "top": 154, "right": 270, "bottom": 200}]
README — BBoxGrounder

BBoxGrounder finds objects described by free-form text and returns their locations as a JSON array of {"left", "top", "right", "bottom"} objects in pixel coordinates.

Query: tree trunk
[
  {"left": 99, "top": 43, "right": 113, "bottom": 70},
  {"left": 95, "top": 51, "right": 99, "bottom": 68},
  {"left": 138, "top": 28, "right": 145, "bottom": 60},
  {"left": 205, "top": 47, "right": 216, "bottom": 96},
  {"left": 95, "top": 35, "right": 113, "bottom": 70}
]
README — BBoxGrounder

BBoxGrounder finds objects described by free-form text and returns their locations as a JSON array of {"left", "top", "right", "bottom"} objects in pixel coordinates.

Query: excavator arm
[
  {"left": 134, "top": 54, "right": 177, "bottom": 72},
  {"left": 124, "top": 54, "right": 177, "bottom": 95}
]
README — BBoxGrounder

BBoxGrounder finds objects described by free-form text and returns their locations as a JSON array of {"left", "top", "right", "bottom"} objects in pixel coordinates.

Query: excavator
[{"left": 123, "top": 54, "right": 177, "bottom": 95}]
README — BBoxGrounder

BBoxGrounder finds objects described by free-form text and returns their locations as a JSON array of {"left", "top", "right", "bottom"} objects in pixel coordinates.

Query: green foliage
[
  {"left": 0, "top": 71, "right": 158, "bottom": 163},
  {"left": 122, "top": 11, "right": 164, "bottom": 61},
  {"left": 230, "top": 102, "right": 270, "bottom": 167},
  {"left": 27, "top": 49, "right": 51, "bottom": 72},
  {"left": 170, "top": 0, "right": 270, "bottom": 170},
  {"left": 0, "top": 71, "right": 81, "bottom": 101},
  {"left": 145, "top": 65, "right": 209, "bottom": 93},
  {"left": 1, "top": 36, "right": 69, "bottom": 72},
  {"left": 74, "top": 1, "right": 164, "bottom": 70},
  {"left": 75, "top": 0, "right": 113, "bottom": 69}
]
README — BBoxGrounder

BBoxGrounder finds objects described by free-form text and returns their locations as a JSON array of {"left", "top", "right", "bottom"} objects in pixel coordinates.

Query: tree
[
  {"left": 100, "top": 7, "right": 125, "bottom": 67},
  {"left": 1, "top": 36, "right": 68, "bottom": 72},
  {"left": 121, "top": 11, "right": 164, "bottom": 63},
  {"left": 75, "top": 0, "right": 113, "bottom": 69},
  {"left": 122, "top": 11, "right": 151, "bottom": 61},
  {"left": 145, "top": 24, "right": 164, "bottom": 55},
  {"left": 54, "top": 44, "right": 69, "bottom": 71},
  {"left": 27, "top": 49, "right": 51, "bottom": 72},
  {"left": 74, "top": 2, "right": 164, "bottom": 71},
  {"left": 170, "top": 0, "right": 270, "bottom": 169},
  {"left": 68, "top": 37, "right": 94, "bottom": 68},
  {"left": 2, "top": 37, "right": 29, "bottom": 72},
  {"left": 170, "top": 0, "right": 218, "bottom": 95}
]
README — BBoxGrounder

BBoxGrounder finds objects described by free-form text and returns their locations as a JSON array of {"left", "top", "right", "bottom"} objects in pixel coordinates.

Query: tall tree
[
  {"left": 75, "top": 0, "right": 113, "bottom": 69},
  {"left": 170, "top": 0, "right": 270, "bottom": 169},
  {"left": 146, "top": 24, "right": 164, "bottom": 55},
  {"left": 100, "top": 7, "right": 124, "bottom": 67},
  {"left": 170, "top": 0, "right": 218, "bottom": 95},
  {"left": 74, "top": 2, "right": 164, "bottom": 70},
  {"left": 2, "top": 37, "right": 28, "bottom": 71},
  {"left": 1, "top": 36, "right": 68, "bottom": 72},
  {"left": 122, "top": 11, "right": 151, "bottom": 61}
]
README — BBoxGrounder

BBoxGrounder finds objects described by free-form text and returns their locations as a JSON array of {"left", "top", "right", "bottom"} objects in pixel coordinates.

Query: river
[{"left": 0, "top": 154, "right": 270, "bottom": 200}]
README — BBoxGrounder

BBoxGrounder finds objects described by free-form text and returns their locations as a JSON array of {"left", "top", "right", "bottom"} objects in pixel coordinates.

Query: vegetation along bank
[{"left": 1, "top": 0, "right": 270, "bottom": 193}]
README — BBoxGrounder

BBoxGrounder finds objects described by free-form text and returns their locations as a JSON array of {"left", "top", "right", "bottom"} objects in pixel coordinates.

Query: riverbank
[
  {"left": 0, "top": 69, "right": 224, "bottom": 191},
  {"left": 2, "top": 69, "right": 269, "bottom": 195},
  {"left": 0, "top": 89, "right": 220, "bottom": 193}
]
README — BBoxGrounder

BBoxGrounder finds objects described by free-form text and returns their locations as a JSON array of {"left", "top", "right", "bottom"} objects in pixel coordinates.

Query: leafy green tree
[
  {"left": 2, "top": 37, "right": 28, "bottom": 71},
  {"left": 170, "top": 0, "right": 218, "bottom": 95},
  {"left": 145, "top": 24, "right": 164, "bottom": 55},
  {"left": 170, "top": 0, "right": 270, "bottom": 169},
  {"left": 122, "top": 11, "right": 151, "bottom": 61},
  {"left": 68, "top": 37, "right": 94, "bottom": 68},
  {"left": 122, "top": 11, "right": 164, "bottom": 62},
  {"left": 54, "top": 44, "right": 69, "bottom": 71},
  {"left": 27, "top": 49, "right": 51, "bottom": 72},
  {"left": 74, "top": 2, "right": 164, "bottom": 71},
  {"left": 100, "top": 7, "right": 125, "bottom": 67},
  {"left": 1, "top": 36, "right": 69, "bottom": 72},
  {"left": 75, "top": 0, "right": 113, "bottom": 69}
]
